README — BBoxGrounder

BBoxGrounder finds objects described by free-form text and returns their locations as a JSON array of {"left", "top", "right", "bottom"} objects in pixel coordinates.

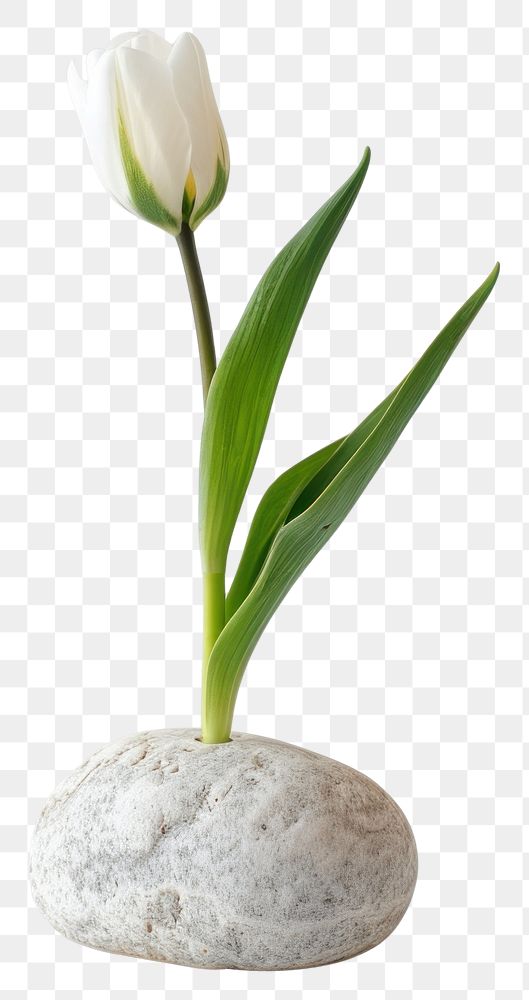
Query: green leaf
[
  {"left": 199, "top": 147, "right": 371, "bottom": 575},
  {"left": 203, "top": 263, "right": 500, "bottom": 742},
  {"left": 226, "top": 381, "right": 403, "bottom": 619},
  {"left": 285, "top": 385, "right": 402, "bottom": 525},
  {"left": 225, "top": 438, "right": 344, "bottom": 620}
]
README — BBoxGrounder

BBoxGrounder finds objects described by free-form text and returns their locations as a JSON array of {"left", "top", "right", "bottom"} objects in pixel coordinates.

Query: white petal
[
  {"left": 115, "top": 46, "right": 191, "bottom": 221},
  {"left": 105, "top": 31, "right": 140, "bottom": 51},
  {"left": 129, "top": 30, "right": 172, "bottom": 61},
  {"left": 78, "top": 50, "right": 134, "bottom": 213},
  {"left": 102, "top": 29, "right": 171, "bottom": 62},
  {"left": 79, "top": 32, "right": 139, "bottom": 79},
  {"left": 67, "top": 61, "right": 87, "bottom": 118},
  {"left": 168, "top": 32, "right": 229, "bottom": 224}
]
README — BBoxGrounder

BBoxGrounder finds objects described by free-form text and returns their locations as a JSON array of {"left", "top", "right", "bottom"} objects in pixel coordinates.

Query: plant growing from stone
[{"left": 69, "top": 29, "right": 499, "bottom": 745}]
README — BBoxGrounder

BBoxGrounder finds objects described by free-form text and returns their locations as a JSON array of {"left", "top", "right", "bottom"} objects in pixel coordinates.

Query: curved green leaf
[
  {"left": 225, "top": 438, "right": 344, "bottom": 620},
  {"left": 226, "top": 380, "right": 404, "bottom": 619},
  {"left": 199, "top": 147, "right": 371, "bottom": 574},
  {"left": 286, "top": 384, "right": 402, "bottom": 525},
  {"left": 203, "top": 263, "right": 500, "bottom": 742}
]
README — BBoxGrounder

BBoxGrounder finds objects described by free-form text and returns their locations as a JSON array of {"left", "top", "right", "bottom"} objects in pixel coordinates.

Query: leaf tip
[
  {"left": 483, "top": 261, "right": 500, "bottom": 296},
  {"left": 347, "top": 146, "right": 371, "bottom": 191},
  {"left": 356, "top": 146, "right": 371, "bottom": 178}
]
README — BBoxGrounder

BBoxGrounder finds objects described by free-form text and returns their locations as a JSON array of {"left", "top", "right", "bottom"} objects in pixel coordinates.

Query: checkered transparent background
[{"left": 1, "top": 0, "right": 528, "bottom": 996}]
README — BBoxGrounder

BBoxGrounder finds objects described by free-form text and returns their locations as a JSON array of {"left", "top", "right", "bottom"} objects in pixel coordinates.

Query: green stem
[
  {"left": 202, "top": 652, "right": 237, "bottom": 745},
  {"left": 176, "top": 225, "right": 226, "bottom": 741},
  {"left": 201, "top": 571, "right": 226, "bottom": 743},
  {"left": 176, "top": 224, "right": 216, "bottom": 403}
]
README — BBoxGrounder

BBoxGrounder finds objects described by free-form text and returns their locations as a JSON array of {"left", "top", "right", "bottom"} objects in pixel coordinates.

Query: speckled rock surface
[{"left": 29, "top": 729, "right": 418, "bottom": 970}]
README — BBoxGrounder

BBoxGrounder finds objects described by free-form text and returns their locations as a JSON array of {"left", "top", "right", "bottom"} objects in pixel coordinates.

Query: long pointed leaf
[
  {"left": 226, "top": 381, "right": 403, "bottom": 619},
  {"left": 203, "top": 263, "right": 500, "bottom": 741},
  {"left": 226, "top": 438, "right": 344, "bottom": 620},
  {"left": 286, "top": 383, "right": 402, "bottom": 524},
  {"left": 199, "top": 147, "right": 371, "bottom": 574}
]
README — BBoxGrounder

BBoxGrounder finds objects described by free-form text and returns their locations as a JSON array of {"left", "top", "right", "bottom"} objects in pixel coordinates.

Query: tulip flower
[
  {"left": 68, "top": 29, "right": 230, "bottom": 402},
  {"left": 67, "top": 30, "right": 229, "bottom": 234}
]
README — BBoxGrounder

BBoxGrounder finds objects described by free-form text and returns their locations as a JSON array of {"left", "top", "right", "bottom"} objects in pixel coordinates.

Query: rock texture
[{"left": 29, "top": 729, "right": 418, "bottom": 970}]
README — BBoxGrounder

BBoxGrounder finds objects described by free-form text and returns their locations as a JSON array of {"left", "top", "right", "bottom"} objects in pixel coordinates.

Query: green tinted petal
[
  {"left": 189, "top": 157, "right": 229, "bottom": 229},
  {"left": 118, "top": 109, "right": 181, "bottom": 234}
]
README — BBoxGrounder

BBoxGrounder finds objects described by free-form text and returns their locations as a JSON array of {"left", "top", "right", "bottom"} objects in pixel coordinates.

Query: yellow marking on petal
[
  {"left": 185, "top": 171, "right": 196, "bottom": 201},
  {"left": 182, "top": 170, "right": 197, "bottom": 223}
]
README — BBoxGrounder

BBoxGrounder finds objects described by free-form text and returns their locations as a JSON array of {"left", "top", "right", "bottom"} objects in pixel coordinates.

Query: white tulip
[{"left": 67, "top": 30, "right": 229, "bottom": 234}]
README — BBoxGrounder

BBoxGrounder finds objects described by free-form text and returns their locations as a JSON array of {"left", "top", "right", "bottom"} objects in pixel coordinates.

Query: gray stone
[{"left": 29, "top": 729, "right": 418, "bottom": 970}]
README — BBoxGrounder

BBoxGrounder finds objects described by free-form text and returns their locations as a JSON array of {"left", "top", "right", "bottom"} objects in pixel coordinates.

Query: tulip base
[{"left": 29, "top": 728, "right": 417, "bottom": 971}]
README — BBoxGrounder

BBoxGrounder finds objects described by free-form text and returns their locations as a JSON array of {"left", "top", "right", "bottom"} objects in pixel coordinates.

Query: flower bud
[{"left": 68, "top": 30, "right": 229, "bottom": 234}]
